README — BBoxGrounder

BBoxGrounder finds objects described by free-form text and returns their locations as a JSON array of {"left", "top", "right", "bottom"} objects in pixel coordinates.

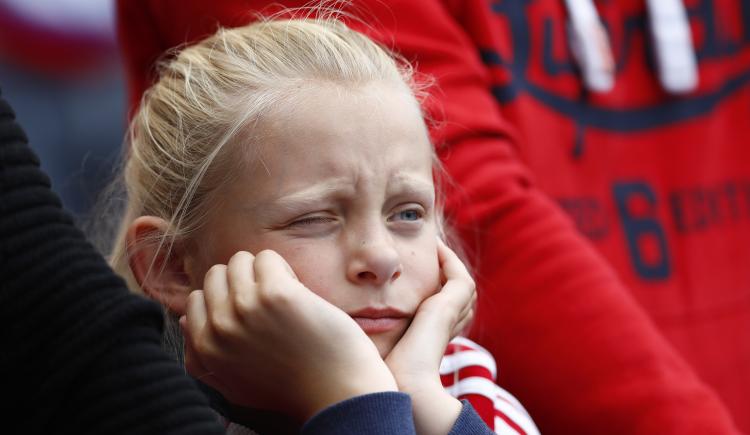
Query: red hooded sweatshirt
[{"left": 116, "top": 1, "right": 747, "bottom": 433}]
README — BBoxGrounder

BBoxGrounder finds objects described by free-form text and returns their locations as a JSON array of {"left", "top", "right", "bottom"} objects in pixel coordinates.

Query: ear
[{"left": 126, "top": 216, "right": 193, "bottom": 315}]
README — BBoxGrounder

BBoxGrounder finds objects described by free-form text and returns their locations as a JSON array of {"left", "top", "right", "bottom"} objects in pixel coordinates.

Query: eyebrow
[
  {"left": 230, "top": 180, "right": 348, "bottom": 222},
  {"left": 387, "top": 176, "right": 436, "bottom": 202},
  {"left": 272, "top": 180, "right": 353, "bottom": 211},
  {"left": 246, "top": 174, "right": 435, "bottom": 218}
]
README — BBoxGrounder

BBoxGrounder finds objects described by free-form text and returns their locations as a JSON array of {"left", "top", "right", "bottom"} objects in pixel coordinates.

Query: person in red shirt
[{"left": 115, "top": 1, "right": 747, "bottom": 433}]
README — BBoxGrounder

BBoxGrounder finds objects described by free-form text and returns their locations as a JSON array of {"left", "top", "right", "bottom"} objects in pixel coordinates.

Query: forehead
[
  {"left": 232, "top": 82, "right": 435, "bottom": 197},
  {"left": 265, "top": 81, "right": 430, "bottom": 153}
]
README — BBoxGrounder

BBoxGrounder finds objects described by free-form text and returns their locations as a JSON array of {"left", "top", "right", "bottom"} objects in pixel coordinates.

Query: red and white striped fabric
[{"left": 441, "top": 337, "right": 540, "bottom": 435}]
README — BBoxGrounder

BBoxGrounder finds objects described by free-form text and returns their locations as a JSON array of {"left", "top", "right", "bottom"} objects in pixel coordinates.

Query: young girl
[{"left": 111, "top": 16, "right": 537, "bottom": 435}]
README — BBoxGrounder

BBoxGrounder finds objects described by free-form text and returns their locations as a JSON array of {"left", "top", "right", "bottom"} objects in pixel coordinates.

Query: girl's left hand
[{"left": 385, "top": 239, "right": 476, "bottom": 434}]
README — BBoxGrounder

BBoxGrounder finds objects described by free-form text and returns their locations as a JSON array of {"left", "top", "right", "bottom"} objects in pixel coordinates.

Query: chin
[
  {"left": 370, "top": 332, "right": 401, "bottom": 359},
  {"left": 375, "top": 343, "right": 395, "bottom": 358}
]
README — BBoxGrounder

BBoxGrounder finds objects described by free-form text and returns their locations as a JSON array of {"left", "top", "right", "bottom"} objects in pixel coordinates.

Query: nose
[{"left": 346, "top": 228, "right": 403, "bottom": 286}]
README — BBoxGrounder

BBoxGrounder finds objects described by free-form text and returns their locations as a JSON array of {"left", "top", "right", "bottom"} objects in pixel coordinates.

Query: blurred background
[{"left": 0, "top": 0, "right": 125, "bottom": 218}]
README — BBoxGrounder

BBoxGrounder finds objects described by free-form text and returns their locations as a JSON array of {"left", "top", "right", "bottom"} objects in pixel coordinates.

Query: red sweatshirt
[{"left": 116, "top": 1, "right": 746, "bottom": 433}]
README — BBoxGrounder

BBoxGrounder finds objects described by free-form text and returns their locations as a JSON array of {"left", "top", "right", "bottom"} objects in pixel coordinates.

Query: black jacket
[{"left": 0, "top": 88, "right": 226, "bottom": 434}]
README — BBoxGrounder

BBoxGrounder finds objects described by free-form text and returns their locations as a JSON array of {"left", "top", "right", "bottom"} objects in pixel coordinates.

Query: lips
[{"left": 349, "top": 307, "right": 410, "bottom": 334}]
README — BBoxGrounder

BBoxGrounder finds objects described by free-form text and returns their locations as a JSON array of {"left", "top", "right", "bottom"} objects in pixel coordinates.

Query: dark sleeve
[
  {"left": 0, "top": 89, "right": 226, "bottom": 435},
  {"left": 301, "top": 392, "right": 416, "bottom": 435},
  {"left": 448, "top": 401, "right": 495, "bottom": 435}
]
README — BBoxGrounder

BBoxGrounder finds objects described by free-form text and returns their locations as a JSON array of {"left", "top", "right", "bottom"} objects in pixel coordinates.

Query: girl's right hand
[{"left": 181, "top": 249, "right": 398, "bottom": 421}]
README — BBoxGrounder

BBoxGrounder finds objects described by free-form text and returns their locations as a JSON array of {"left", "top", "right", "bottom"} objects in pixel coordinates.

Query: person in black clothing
[{"left": 1, "top": 87, "right": 224, "bottom": 434}]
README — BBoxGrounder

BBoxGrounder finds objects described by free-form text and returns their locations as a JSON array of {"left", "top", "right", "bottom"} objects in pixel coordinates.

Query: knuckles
[
  {"left": 205, "top": 264, "right": 228, "bottom": 286},
  {"left": 210, "top": 314, "right": 238, "bottom": 339},
  {"left": 232, "top": 287, "right": 256, "bottom": 313},
  {"left": 186, "top": 289, "right": 204, "bottom": 306},
  {"left": 254, "top": 249, "right": 280, "bottom": 265},
  {"left": 230, "top": 250, "right": 255, "bottom": 263},
  {"left": 256, "top": 280, "right": 294, "bottom": 309}
]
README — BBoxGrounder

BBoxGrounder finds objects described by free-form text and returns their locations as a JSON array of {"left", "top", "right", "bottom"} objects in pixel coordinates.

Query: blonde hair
[{"left": 109, "top": 17, "right": 434, "bottom": 292}]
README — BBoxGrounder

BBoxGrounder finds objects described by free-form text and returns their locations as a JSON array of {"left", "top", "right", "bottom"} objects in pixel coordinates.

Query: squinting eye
[
  {"left": 288, "top": 216, "right": 335, "bottom": 227},
  {"left": 392, "top": 209, "right": 423, "bottom": 222}
]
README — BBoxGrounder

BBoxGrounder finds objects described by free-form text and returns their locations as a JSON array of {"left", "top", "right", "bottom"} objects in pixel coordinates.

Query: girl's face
[{"left": 186, "top": 83, "right": 440, "bottom": 358}]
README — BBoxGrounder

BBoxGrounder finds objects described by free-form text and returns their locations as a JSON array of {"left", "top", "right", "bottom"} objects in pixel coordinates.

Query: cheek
[
  {"left": 183, "top": 226, "right": 292, "bottom": 289},
  {"left": 274, "top": 244, "right": 339, "bottom": 301},
  {"left": 402, "top": 239, "right": 441, "bottom": 301},
  {"left": 185, "top": 235, "right": 256, "bottom": 287}
]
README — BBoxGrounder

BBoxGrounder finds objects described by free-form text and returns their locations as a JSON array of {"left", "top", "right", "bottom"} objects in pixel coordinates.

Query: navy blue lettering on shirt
[
  {"left": 483, "top": 0, "right": 750, "bottom": 132},
  {"left": 558, "top": 180, "right": 750, "bottom": 281},
  {"left": 480, "top": 1, "right": 750, "bottom": 281}
]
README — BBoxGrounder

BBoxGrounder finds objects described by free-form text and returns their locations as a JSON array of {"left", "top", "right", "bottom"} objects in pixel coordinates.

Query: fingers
[
  {"left": 437, "top": 240, "right": 475, "bottom": 304},
  {"left": 435, "top": 240, "right": 477, "bottom": 337},
  {"left": 455, "top": 287, "right": 477, "bottom": 323},
  {"left": 184, "top": 289, "right": 209, "bottom": 342},
  {"left": 182, "top": 317, "right": 230, "bottom": 394},
  {"left": 181, "top": 313, "right": 207, "bottom": 375},
  {"left": 452, "top": 306, "right": 475, "bottom": 337},
  {"left": 182, "top": 292, "right": 234, "bottom": 396},
  {"left": 253, "top": 249, "right": 299, "bottom": 289},
  {"left": 199, "top": 249, "right": 302, "bottom": 327},
  {"left": 182, "top": 291, "right": 211, "bottom": 376},
  {"left": 227, "top": 251, "right": 257, "bottom": 311},
  {"left": 227, "top": 251, "right": 256, "bottom": 288},
  {"left": 437, "top": 239, "right": 473, "bottom": 285},
  {"left": 203, "top": 263, "right": 229, "bottom": 317}
]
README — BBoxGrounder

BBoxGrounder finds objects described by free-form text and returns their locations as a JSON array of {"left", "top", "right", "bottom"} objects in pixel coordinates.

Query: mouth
[{"left": 349, "top": 307, "right": 411, "bottom": 334}]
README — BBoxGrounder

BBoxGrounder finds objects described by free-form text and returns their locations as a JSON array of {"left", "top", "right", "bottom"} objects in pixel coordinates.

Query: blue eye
[{"left": 393, "top": 209, "right": 422, "bottom": 222}]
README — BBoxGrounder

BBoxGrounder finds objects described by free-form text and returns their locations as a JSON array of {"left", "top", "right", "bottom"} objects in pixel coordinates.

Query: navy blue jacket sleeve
[
  {"left": 449, "top": 400, "right": 496, "bottom": 435},
  {"left": 302, "top": 392, "right": 495, "bottom": 435},
  {"left": 301, "top": 392, "right": 416, "bottom": 435}
]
